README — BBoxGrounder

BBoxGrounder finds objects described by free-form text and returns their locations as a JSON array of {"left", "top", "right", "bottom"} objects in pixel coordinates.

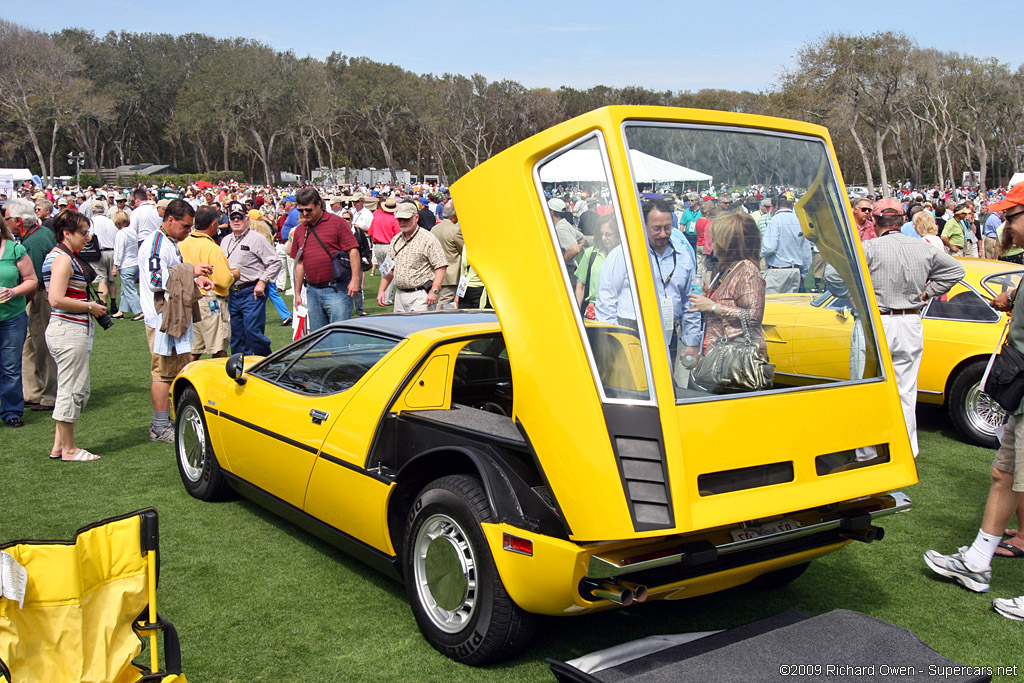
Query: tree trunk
[{"left": 849, "top": 125, "right": 874, "bottom": 194}]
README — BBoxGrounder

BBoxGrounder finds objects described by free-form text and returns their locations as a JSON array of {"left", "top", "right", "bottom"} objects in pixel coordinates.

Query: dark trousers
[{"left": 228, "top": 286, "right": 271, "bottom": 356}]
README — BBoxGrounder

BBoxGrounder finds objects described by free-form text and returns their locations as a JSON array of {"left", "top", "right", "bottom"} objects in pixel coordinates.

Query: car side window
[
  {"left": 923, "top": 285, "right": 999, "bottom": 322},
  {"left": 252, "top": 330, "right": 398, "bottom": 395}
]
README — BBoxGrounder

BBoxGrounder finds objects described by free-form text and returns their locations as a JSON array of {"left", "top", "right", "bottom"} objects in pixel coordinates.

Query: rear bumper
[{"left": 483, "top": 491, "right": 910, "bottom": 616}]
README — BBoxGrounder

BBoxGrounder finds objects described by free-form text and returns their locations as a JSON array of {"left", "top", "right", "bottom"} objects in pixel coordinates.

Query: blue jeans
[
  {"left": 306, "top": 282, "right": 352, "bottom": 332},
  {"left": 119, "top": 265, "right": 142, "bottom": 315},
  {"left": 228, "top": 285, "right": 271, "bottom": 356},
  {"left": 0, "top": 311, "right": 28, "bottom": 421},
  {"left": 267, "top": 282, "right": 291, "bottom": 321}
]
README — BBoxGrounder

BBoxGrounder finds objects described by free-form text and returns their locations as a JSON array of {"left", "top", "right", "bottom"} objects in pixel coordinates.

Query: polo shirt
[
  {"left": 289, "top": 212, "right": 359, "bottom": 286},
  {"left": 179, "top": 231, "right": 234, "bottom": 298}
]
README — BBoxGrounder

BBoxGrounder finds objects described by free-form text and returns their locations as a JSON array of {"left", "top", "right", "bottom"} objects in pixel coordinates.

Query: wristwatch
[
  {"left": 431, "top": 288, "right": 440, "bottom": 294},
  {"left": 711, "top": 304, "right": 718, "bottom": 313}
]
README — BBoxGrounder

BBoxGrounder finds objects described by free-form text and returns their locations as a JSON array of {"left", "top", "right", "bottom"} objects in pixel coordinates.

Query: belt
[
  {"left": 397, "top": 281, "right": 433, "bottom": 293},
  {"left": 374, "top": 240, "right": 390, "bottom": 245},
  {"left": 306, "top": 280, "right": 342, "bottom": 288},
  {"left": 100, "top": 248, "right": 114, "bottom": 252},
  {"left": 879, "top": 308, "right": 921, "bottom": 315},
  {"left": 769, "top": 265, "right": 799, "bottom": 270},
  {"left": 231, "top": 281, "right": 258, "bottom": 292}
]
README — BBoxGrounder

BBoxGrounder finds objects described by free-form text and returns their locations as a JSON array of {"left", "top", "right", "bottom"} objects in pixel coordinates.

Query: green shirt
[
  {"left": 941, "top": 218, "right": 965, "bottom": 250},
  {"left": 0, "top": 239, "right": 28, "bottom": 321},
  {"left": 20, "top": 224, "right": 56, "bottom": 282},
  {"left": 574, "top": 246, "right": 607, "bottom": 304}
]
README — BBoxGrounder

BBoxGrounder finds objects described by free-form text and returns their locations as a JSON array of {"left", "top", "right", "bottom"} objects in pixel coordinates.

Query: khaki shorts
[
  {"left": 93, "top": 250, "right": 115, "bottom": 282},
  {"left": 192, "top": 294, "right": 231, "bottom": 356},
  {"left": 993, "top": 414, "right": 1024, "bottom": 493},
  {"left": 146, "top": 325, "right": 192, "bottom": 383}
]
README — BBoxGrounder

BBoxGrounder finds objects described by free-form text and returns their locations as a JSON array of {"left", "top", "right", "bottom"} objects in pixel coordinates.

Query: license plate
[{"left": 730, "top": 519, "right": 802, "bottom": 542}]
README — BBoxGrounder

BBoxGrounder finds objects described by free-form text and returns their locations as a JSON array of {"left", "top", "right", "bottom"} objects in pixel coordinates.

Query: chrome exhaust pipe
[
  {"left": 618, "top": 580, "right": 649, "bottom": 603},
  {"left": 583, "top": 579, "right": 634, "bottom": 606}
]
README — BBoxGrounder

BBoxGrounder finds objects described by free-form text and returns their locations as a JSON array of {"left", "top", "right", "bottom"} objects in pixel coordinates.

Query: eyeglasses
[
  {"left": 1005, "top": 210, "right": 1024, "bottom": 223},
  {"left": 856, "top": 207, "right": 872, "bottom": 213},
  {"left": 229, "top": 214, "right": 246, "bottom": 220},
  {"left": 296, "top": 207, "right": 317, "bottom": 214},
  {"left": 648, "top": 224, "right": 673, "bottom": 234}
]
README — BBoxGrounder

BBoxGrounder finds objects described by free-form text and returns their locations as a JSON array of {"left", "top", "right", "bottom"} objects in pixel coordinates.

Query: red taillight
[{"left": 502, "top": 532, "right": 533, "bottom": 556}]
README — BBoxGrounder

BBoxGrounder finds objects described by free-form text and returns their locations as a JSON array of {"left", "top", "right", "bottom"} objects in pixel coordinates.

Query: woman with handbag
[
  {"left": 687, "top": 212, "right": 771, "bottom": 392},
  {"left": 43, "top": 209, "right": 107, "bottom": 461}
]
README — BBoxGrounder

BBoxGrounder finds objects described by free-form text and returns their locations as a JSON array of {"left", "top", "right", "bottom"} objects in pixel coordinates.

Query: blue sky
[{"left": 9, "top": 1, "right": 1021, "bottom": 92}]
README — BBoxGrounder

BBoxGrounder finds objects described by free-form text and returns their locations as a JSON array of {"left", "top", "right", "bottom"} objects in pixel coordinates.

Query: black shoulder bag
[{"left": 984, "top": 288, "right": 1024, "bottom": 411}]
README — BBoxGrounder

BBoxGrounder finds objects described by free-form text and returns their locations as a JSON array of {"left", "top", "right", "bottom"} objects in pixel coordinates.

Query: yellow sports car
[
  {"left": 172, "top": 106, "right": 918, "bottom": 665},
  {"left": 763, "top": 260, "right": 1021, "bottom": 447}
]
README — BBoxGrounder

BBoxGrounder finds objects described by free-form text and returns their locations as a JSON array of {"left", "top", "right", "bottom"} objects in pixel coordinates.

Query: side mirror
[{"left": 225, "top": 352, "right": 247, "bottom": 385}]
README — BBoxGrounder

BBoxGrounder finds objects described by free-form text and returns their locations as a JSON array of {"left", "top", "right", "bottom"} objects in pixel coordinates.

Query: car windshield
[{"left": 621, "top": 123, "right": 884, "bottom": 401}]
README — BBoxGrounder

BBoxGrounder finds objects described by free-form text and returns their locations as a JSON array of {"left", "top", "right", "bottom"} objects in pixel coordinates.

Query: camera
[{"left": 87, "top": 287, "right": 114, "bottom": 330}]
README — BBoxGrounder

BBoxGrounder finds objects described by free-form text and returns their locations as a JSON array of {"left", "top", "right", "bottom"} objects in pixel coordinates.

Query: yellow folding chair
[{"left": 0, "top": 508, "right": 186, "bottom": 683}]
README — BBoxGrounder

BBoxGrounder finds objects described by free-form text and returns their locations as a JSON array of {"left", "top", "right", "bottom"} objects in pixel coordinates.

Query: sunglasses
[
  {"left": 856, "top": 207, "right": 872, "bottom": 213},
  {"left": 297, "top": 208, "right": 317, "bottom": 214},
  {"left": 229, "top": 213, "right": 246, "bottom": 220}
]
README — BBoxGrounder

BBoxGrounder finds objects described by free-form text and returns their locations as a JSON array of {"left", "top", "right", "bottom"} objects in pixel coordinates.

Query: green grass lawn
[{"left": 2, "top": 276, "right": 1022, "bottom": 681}]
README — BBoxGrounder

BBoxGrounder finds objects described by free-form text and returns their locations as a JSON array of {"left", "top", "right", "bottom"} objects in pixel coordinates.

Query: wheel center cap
[{"left": 424, "top": 536, "right": 467, "bottom": 611}]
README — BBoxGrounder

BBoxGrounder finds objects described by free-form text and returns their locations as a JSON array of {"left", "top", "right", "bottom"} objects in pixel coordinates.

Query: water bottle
[{"left": 690, "top": 275, "right": 703, "bottom": 296}]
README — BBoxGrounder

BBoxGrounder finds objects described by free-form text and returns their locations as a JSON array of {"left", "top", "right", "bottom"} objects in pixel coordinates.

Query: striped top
[{"left": 42, "top": 249, "right": 90, "bottom": 326}]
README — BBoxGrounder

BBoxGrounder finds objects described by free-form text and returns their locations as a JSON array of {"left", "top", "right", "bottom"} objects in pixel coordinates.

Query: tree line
[{"left": 0, "top": 19, "right": 1020, "bottom": 195}]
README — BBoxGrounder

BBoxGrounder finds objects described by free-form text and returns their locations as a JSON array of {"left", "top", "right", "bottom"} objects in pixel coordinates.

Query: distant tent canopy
[
  {"left": 539, "top": 149, "right": 712, "bottom": 185},
  {"left": 1009, "top": 172, "right": 1024, "bottom": 188}
]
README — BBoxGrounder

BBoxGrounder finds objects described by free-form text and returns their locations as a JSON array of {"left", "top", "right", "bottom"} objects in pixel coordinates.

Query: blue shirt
[
  {"left": 900, "top": 222, "right": 921, "bottom": 238},
  {"left": 985, "top": 212, "right": 1002, "bottom": 238},
  {"left": 595, "top": 239, "right": 702, "bottom": 348},
  {"left": 761, "top": 209, "right": 812, "bottom": 273},
  {"left": 281, "top": 207, "right": 300, "bottom": 241}
]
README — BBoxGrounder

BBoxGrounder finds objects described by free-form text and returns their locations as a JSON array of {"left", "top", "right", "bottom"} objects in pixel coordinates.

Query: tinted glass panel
[
  {"left": 262, "top": 331, "right": 397, "bottom": 395},
  {"left": 623, "top": 124, "right": 884, "bottom": 401}
]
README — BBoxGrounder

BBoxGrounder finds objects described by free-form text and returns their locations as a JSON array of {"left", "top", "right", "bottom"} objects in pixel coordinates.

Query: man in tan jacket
[{"left": 430, "top": 201, "right": 464, "bottom": 308}]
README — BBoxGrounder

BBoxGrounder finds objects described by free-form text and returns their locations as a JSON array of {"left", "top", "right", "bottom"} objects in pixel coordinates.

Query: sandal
[
  {"left": 131, "top": 313, "right": 145, "bottom": 322},
  {"left": 61, "top": 449, "right": 100, "bottom": 462},
  {"left": 111, "top": 311, "right": 124, "bottom": 319},
  {"left": 996, "top": 540, "right": 1024, "bottom": 558}
]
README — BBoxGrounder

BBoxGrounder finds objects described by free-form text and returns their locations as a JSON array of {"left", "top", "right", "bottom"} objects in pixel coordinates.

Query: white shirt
[
  {"left": 90, "top": 214, "right": 119, "bottom": 250},
  {"left": 129, "top": 202, "right": 161, "bottom": 246},
  {"left": 113, "top": 228, "right": 138, "bottom": 269},
  {"left": 351, "top": 207, "right": 373, "bottom": 232},
  {"left": 139, "top": 228, "right": 192, "bottom": 355}
]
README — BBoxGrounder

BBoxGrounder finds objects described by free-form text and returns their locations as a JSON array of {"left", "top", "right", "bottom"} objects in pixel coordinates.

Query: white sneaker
[
  {"left": 148, "top": 425, "right": 174, "bottom": 443},
  {"left": 923, "top": 547, "right": 991, "bottom": 593},
  {"left": 993, "top": 595, "right": 1024, "bottom": 621}
]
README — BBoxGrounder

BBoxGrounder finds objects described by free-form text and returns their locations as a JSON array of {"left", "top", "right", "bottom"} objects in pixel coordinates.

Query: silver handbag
[{"left": 691, "top": 309, "right": 774, "bottom": 393}]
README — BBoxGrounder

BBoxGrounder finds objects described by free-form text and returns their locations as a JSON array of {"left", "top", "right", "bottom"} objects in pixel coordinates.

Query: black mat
[{"left": 549, "top": 609, "right": 991, "bottom": 683}]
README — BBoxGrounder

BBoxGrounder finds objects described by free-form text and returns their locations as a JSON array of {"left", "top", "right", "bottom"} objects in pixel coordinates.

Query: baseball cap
[
  {"left": 227, "top": 201, "right": 246, "bottom": 218},
  {"left": 248, "top": 209, "right": 262, "bottom": 221},
  {"left": 872, "top": 198, "right": 905, "bottom": 216},
  {"left": 547, "top": 197, "right": 568, "bottom": 212},
  {"left": 395, "top": 202, "right": 418, "bottom": 220}
]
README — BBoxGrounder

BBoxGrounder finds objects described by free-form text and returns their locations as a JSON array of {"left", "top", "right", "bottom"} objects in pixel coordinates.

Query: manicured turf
[{"left": 2, "top": 275, "right": 1021, "bottom": 681}]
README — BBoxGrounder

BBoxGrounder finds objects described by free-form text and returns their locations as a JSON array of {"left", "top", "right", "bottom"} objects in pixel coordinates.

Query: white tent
[
  {"left": 1008, "top": 172, "right": 1024, "bottom": 188},
  {"left": 539, "top": 150, "right": 711, "bottom": 184},
  {"left": 0, "top": 168, "right": 34, "bottom": 183}
]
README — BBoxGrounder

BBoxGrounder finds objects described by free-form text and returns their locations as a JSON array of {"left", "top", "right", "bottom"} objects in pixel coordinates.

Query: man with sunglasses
[
  {"left": 221, "top": 201, "right": 280, "bottom": 357},
  {"left": 851, "top": 197, "right": 877, "bottom": 241},
  {"left": 290, "top": 188, "right": 361, "bottom": 330}
]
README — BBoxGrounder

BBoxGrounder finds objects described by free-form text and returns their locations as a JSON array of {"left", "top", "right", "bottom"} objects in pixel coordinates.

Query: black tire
[
  {"left": 175, "top": 387, "right": 230, "bottom": 501},
  {"left": 403, "top": 474, "right": 537, "bottom": 665},
  {"left": 948, "top": 359, "right": 1003, "bottom": 448},
  {"left": 749, "top": 561, "right": 810, "bottom": 589}
]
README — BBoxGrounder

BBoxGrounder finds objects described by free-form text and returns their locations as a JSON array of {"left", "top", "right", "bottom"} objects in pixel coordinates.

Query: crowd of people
[{"left": 1, "top": 172, "right": 1024, "bottom": 622}]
